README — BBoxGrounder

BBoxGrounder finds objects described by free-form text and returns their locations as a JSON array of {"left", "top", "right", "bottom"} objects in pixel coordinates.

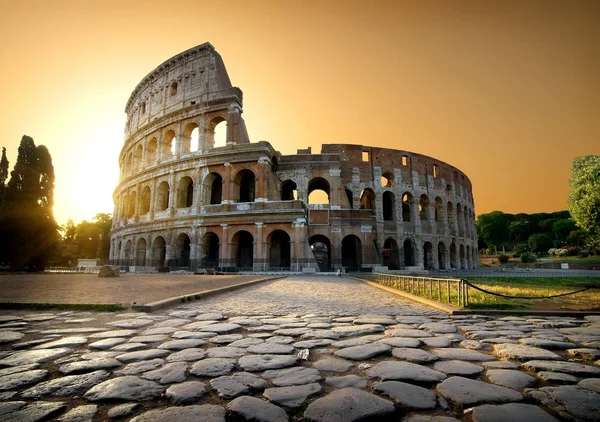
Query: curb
[{"left": 136, "top": 276, "right": 285, "bottom": 312}]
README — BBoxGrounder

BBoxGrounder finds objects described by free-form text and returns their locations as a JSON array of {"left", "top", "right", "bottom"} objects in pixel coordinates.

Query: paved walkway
[{"left": 0, "top": 276, "right": 598, "bottom": 421}]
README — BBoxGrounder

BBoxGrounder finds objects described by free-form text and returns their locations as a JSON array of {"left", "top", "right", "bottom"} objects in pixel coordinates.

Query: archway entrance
[
  {"left": 423, "top": 241, "right": 434, "bottom": 270},
  {"left": 438, "top": 242, "right": 446, "bottom": 270},
  {"left": 342, "top": 235, "right": 362, "bottom": 270},
  {"left": 200, "top": 232, "right": 219, "bottom": 268},
  {"left": 174, "top": 234, "right": 191, "bottom": 267},
  {"left": 268, "top": 230, "right": 291, "bottom": 269},
  {"left": 233, "top": 231, "right": 254, "bottom": 269},
  {"left": 383, "top": 238, "right": 399, "bottom": 270},
  {"left": 309, "top": 235, "right": 331, "bottom": 272},
  {"left": 403, "top": 239, "right": 415, "bottom": 267},
  {"left": 152, "top": 236, "right": 166, "bottom": 267}
]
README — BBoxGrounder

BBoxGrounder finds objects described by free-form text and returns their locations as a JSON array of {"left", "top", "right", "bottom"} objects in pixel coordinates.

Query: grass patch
[{"left": 0, "top": 303, "right": 126, "bottom": 312}]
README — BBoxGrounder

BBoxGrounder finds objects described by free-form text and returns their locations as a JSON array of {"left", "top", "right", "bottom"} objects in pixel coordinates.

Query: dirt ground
[{"left": 0, "top": 273, "right": 271, "bottom": 307}]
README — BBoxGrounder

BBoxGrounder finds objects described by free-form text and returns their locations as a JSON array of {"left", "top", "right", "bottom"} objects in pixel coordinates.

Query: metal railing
[{"left": 359, "top": 272, "right": 469, "bottom": 308}]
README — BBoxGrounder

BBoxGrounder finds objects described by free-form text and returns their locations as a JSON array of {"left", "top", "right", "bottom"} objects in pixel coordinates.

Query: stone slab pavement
[
  {"left": 0, "top": 273, "right": 273, "bottom": 306},
  {"left": 0, "top": 276, "right": 599, "bottom": 421}
]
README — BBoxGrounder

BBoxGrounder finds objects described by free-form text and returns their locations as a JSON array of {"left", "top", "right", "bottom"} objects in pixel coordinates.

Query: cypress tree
[{"left": 0, "top": 147, "right": 8, "bottom": 201}]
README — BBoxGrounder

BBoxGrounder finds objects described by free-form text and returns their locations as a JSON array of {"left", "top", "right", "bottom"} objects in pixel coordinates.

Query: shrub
[
  {"left": 567, "top": 246, "right": 580, "bottom": 256},
  {"left": 579, "top": 250, "right": 590, "bottom": 258},
  {"left": 520, "top": 253, "right": 537, "bottom": 263},
  {"left": 514, "top": 243, "right": 528, "bottom": 256},
  {"left": 556, "top": 248, "right": 568, "bottom": 256},
  {"left": 528, "top": 233, "right": 554, "bottom": 254},
  {"left": 548, "top": 248, "right": 557, "bottom": 255},
  {"left": 498, "top": 255, "right": 509, "bottom": 264}
]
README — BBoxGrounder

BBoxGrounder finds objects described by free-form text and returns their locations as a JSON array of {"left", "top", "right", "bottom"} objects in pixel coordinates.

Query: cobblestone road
[{"left": 0, "top": 276, "right": 599, "bottom": 421}]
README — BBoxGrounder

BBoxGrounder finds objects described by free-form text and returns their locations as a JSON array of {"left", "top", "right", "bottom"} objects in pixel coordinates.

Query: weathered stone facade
[{"left": 110, "top": 43, "right": 478, "bottom": 272}]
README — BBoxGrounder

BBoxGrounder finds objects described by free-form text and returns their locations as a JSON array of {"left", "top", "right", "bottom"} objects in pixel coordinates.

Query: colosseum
[{"left": 109, "top": 43, "right": 478, "bottom": 273}]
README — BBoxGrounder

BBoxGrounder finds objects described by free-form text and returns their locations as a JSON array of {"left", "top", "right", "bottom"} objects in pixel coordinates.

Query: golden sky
[{"left": 1, "top": 0, "right": 598, "bottom": 226}]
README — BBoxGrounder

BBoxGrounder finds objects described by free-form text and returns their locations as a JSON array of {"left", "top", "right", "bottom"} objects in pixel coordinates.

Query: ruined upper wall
[{"left": 123, "top": 43, "right": 242, "bottom": 139}]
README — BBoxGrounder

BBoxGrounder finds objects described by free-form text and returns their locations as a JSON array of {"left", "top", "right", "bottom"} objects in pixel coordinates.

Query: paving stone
[
  {"left": 353, "top": 315, "right": 397, "bottom": 325},
  {"left": 534, "top": 385, "right": 600, "bottom": 421},
  {"left": 366, "top": 360, "right": 447, "bottom": 382},
  {"left": 21, "top": 370, "right": 109, "bottom": 398},
  {"left": 325, "top": 374, "right": 367, "bottom": 388},
  {"left": 247, "top": 325, "right": 279, "bottom": 333},
  {"left": 0, "top": 401, "right": 66, "bottom": 422},
  {"left": 373, "top": 380, "right": 437, "bottom": 409},
  {"left": 210, "top": 334, "right": 245, "bottom": 344},
  {"left": 58, "top": 357, "right": 121, "bottom": 374},
  {"left": 89, "top": 329, "right": 138, "bottom": 338},
  {"left": 432, "top": 348, "right": 495, "bottom": 361},
  {"left": 0, "top": 363, "right": 40, "bottom": 377},
  {"left": 107, "top": 403, "right": 139, "bottom": 418},
  {"left": 228, "top": 395, "right": 288, "bottom": 421},
  {"left": 333, "top": 342, "right": 391, "bottom": 360},
  {"left": 332, "top": 336, "right": 381, "bottom": 348},
  {"left": 400, "top": 415, "right": 460, "bottom": 422},
  {"left": 115, "top": 349, "right": 170, "bottom": 363},
  {"left": 433, "top": 360, "right": 484, "bottom": 376},
  {"left": 420, "top": 322, "right": 457, "bottom": 333},
  {"left": 88, "top": 338, "right": 126, "bottom": 350},
  {"left": 0, "top": 332, "right": 25, "bottom": 343},
  {"left": 247, "top": 343, "right": 295, "bottom": 354},
  {"left": 567, "top": 348, "right": 600, "bottom": 361},
  {"left": 110, "top": 342, "right": 148, "bottom": 352},
  {"left": 32, "top": 336, "right": 88, "bottom": 349},
  {"left": 40, "top": 327, "right": 104, "bottom": 335},
  {"left": 210, "top": 372, "right": 268, "bottom": 398},
  {"left": 460, "top": 339, "right": 484, "bottom": 350},
  {"left": 172, "top": 330, "right": 216, "bottom": 339},
  {"left": 190, "top": 358, "right": 236, "bottom": 377},
  {"left": 84, "top": 376, "right": 163, "bottom": 401},
  {"left": 261, "top": 317, "right": 303, "bottom": 325},
  {"left": 304, "top": 387, "right": 395, "bottom": 422},
  {"left": 523, "top": 360, "right": 600, "bottom": 376},
  {"left": 518, "top": 338, "right": 577, "bottom": 349},
  {"left": 239, "top": 354, "right": 298, "bottom": 371},
  {"left": 578, "top": 378, "right": 600, "bottom": 393},
  {"left": 108, "top": 319, "right": 154, "bottom": 328},
  {"left": 129, "top": 335, "right": 168, "bottom": 343},
  {"left": 55, "top": 404, "right": 97, "bottom": 422},
  {"left": 195, "top": 312, "right": 225, "bottom": 320},
  {"left": 263, "top": 367, "right": 321, "bottom": 386},
  {"left": 312, "top": 357, "right": 354, "bottom": 372},
  {"left": 486, "top": 369, "right": 536, "bottom": 390},
  {"left": 437, "top": 376, "right": 523, "bottom": 406},
  {"left": 157, "top": 339, "right": 205, "bottom": 350},
  {"left": 483, "top": 360, "right": 520, "bottom": 369},
  {"left": 228, "top": 317, "right": 263, "bottom": 326},
  {"left": 307, "top": 322, "right": 332, "bottom": 328},
  {"left": 471, "top": 403, "right": 560, "bottom": 422},
  {"left": 332, "top": 324, "right": 385, "bottom": 337},
  {"left": 12, "top": 339, "right": 48, "bottom": 350},
  {"left": 274, "top": 327, "right": 312, "bottom": 336},
  {"left": 198, "top": 323, "right": 241, "bottom": 333},
  {"left": 229, "top": 338, "right": 265, "bottom": 348},
  {"left": 142, "top": 361, "right": 188, "bottom": 383},
  {"left": 0, "top": 348, "right": 71, "bottom": 366},
  {"left": 377, "top": 337, "right": 421, "bottom": 347},
  {"left": 165, "top": 381, "right": 207, "bottom": 404},
  {"left": 392, "top": 348, "right": 438, "bottom": 363},
  {"left": 266, "top": 336, "right": 295, "bottom": 344},
  {"left": 420, "top": 336, "right": 452, "bottom": 348},
  {"left": 114, "top": 359, "right": 164, "bottom": 376},
  {"left": 0, "top": 369, "right": 48, "bottom": 391},
  {"left": 538, "top": 371, "right": 579, "bottom": 383},
  {"left": 263, "top": 382, "right": 321, "bottom": 407},
  {"left": 153, "top": 318, "right": 189, "bottom": 327},
  {"left": 385, "top": 328, "right": 432, "bottom": 338},
  {"left": 293, "top": 339, "right": 334, "bottom": 349},
  {"left": 207, "top": 346, "right": 247, "bottom": 358},
  {"left": 130, "top": 404, "right": 226, "bottom": 422},
  {"left": 166, "top": 347, "right": 207, "bottom": 362}
]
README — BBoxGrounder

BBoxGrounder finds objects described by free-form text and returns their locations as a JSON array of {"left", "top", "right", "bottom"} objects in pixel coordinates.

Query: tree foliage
[
  {"left": 476, "top": 211, "right": 510, "bottom": 248},
  {"left": 0, "top": 136, "right": 59, "bottom": 270},
  {"left": 552, "top": 218, "right": 577, "bottom": 242},
  {"left": 568, "top": 155, "right": 600, "bottom": 250},
  {"left": 55, "top": 214, "right": 112, "bottom": 265},
  {"left": 0, "top": 147, "right": 8, "bottom": 201},
  {"left": 528, "top": 233, "right": 553, "bottom": 253}
]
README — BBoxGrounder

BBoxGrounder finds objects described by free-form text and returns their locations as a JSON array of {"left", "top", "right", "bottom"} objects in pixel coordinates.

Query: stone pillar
[
  {"left": 257, "top": 158, "right": 269, "bottom": 202},
  {"left": 329, "top": 169, "right": 341, "bottom": 209},
  {"left": 293, "top": 219, "right": 305, "bottom": 271},
  {"left": 255, "top": 222, "right": 264, "bottom": 271},
  {"left": 220, "top": 224, "right": 230, "bottom": 267},
  {"left": 331, "top": 227, "right": 342, "bottom": 270},
  {"left": 168, "top": 171, "right": 175, "bottom": 209},
  {"left": 223, "top": 162, "right": 232, "bottom": 203},
  {"left": 415, "top": 242, "right": 424, "bottom": 269}
]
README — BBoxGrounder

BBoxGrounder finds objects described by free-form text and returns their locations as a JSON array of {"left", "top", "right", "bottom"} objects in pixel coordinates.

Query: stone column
[
  {"left": 329, "top": 169, "right": 341, "bottom": 209},
  {"left": 168, "top": 171, "right": 175, "bottom": 209},
  {"left": 255, "top": 222, "right": 264, "bottom": 271},
  {"left": 220, "top": 224, "right": 230, "bottom": 267},
  {"left": 223, "top": 162, "right": 232, "bottom": 203}
]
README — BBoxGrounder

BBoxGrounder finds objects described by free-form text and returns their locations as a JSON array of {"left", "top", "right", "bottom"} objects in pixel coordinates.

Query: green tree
[
  {"left": 552, "top": 218, "right": 578, "bottom": 242},
  {"left": 528, "top": 233, "right": 554, "bottom": 254},
  {"left": 0, "top": 147, "right": 8, "bottom": 201},
  {"left": 93, "top": 213, "right": 112, "bottom": 260},
  {"left": 509, "top": 220, "right": 530, "bottom": 243},
  {"left": 476, "top": 211, "right": 510, "bottom": 248},
  {"left": 568, "top": 155, "right": 600, "bottom": 250}
]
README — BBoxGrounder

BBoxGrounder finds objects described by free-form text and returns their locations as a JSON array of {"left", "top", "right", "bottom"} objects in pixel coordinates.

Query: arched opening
[
  {"left": 128, "top": 191, "right": 137, "bottom": 218},
  {"left": 345, "top": 189, "right": 353, "bottom": 209},
  {"left": 450, "top": 243, "right": 458, "bottom": 269},
  {"left": 127, "top": 152, "right": 133, "bottom": 175},
  {"left": 281, "top": 180, "right": 297, "bottom": 201},
  {"left": 182, "top": 123, "right": 199, "bottom": 153},
  {"left": 162, "top": 130, "right": 177, "bottom": 158},
  {"left": 403, "top": 239, "right": 415, "bottom": 267},
  {"left": 457, "top": 204, "right": 464, "bottom": 237},
  {"left": 381, "top": 171, "right": 394, "bottom": 187},
  {"left": 419, "top": 195, "right": 430, "bottom": 221},
  {"left": 156, "top": 181, "right": 170, "bottom": 211},
  {"left": 466, "top": 245, "right": 471, "bottom": 269},
  {"left": 200, "top": 232, "right": 220, "bottom": 268},
  {"left": 383, "top": 238, "right": 399, "bottom": 270},
  {"left": 234, "top": 169, "right": 256, "bottom": 203},
  {"left": 146, "top": 138, "right": 157, "bottom": 165},
  {"left": 121, "top": 193, "right": 128, "bottom": 220},
  {"left": 174, "top": 233, "right": 191, "bottom": 267},
  {"left": 342, "top": 235, "right": 362, "bottom": 270},
  {"left": 445, "top": 184, "right": 452, "bottom": 196},
  {"left": 268, "top": 230, "right": 291, "bottom": 269},
  {"left": 447, "top": 202, "right": 454, "bottom": 229},
  {"left": 438, "top": 242, "right": 446, "bottom": 270},
  {"left": 383, "top": 191, "right": 395, "bottom": 221},
  {"left": 459, "top": 244, "right": 466, "bottom": 269},
  {"left": 232, "top": 231, "right": 254, "bottom": 269},
  {"left": 402, "top": 193, "right": 413, "bottom": 222},
  {"left": 140, "top": 186, "right": 151, "bottom": 214},
  {"left": 177, "top": 176, "right": 194, "bottom": 208},
  {"left": 208, "top": 117, "right": 227, "bottom": 149},
  {"left": 124, "top": 240, "right": 132, "bottom": 264},
  {"left": 423, "top": 241, "right": 434, "bottom": 270},
  {"left": 360, "top": 189, "right": 375, "bottom": 212},
  {"left": 434, "top": 197, "right": 443, "bottom": 222},
  {"left": 135, "top": 238, "right": 147, "bottom": 266},
  {"left": 309, "top": 235, "right": 331, "bottom": 272},
  {"left": 134, "top": 144, "right": 143, "bottom": 171},
  {"left": 308, "top": 177, "right": 330, "bottom": 205},
  {"left": 202, "top": 172, "right": 223, "bottom": 205}
]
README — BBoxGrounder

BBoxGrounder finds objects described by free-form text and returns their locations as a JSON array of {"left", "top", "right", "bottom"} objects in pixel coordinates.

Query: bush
[
  {"left": 514, "top": 243, "right": 528, "bottom": 256},
  {"left": 548, "top": 248, "right": 557, "bottom": 255},
  {"left": 498, "top": 255, "right": 509, "bottom": 264},
  {"left": 567, "top": 246, "right": 580, "bottom": 256},
  {"left": 556, "top": 248, "right": 568, "bottom": 256},
  {"left": 579, "top": 250, "right": 590, "bottom": 258},
  {"left": 520, "top": 253, "right": 537, "bottom": 263}
]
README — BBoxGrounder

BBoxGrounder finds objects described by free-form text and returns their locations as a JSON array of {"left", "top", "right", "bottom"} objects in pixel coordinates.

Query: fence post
[
  {"left": 437, "top": 279, "right": 441, "bottom": 301},
  {"left": 465, "top": 280, "right": 469, "bottom": 307}
]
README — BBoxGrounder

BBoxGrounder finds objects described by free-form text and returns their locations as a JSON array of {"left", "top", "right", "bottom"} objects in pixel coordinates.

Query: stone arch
[
  {"left": 342, "top": 235, "right": 362, "bottom": 270},
  {"left": 200, "top": 232, "right": 220, "bottom": 268},
  {"left": 466, "top": 245, "right": 471, "bottom": 269},
  {"left": 182, "top": 122, "right": 199, "bottom": 154},
  {"left": 121, "top": 192, "right": 129, "bottom": 220},
  {"left": 308, "top": 177, "right": 330, "bottom": 204},
  {"left": 381, "top": 171, "right": 394, "bottom": 187},
  {"left": 360, "top": 189, "right": 376, "bottom": 211},
  {"left": 176, "top": 176, "right": 194, "bottom": 208},
  {"left": 233, "top": 169, "right": 256, "bottom": 203},
  {"left": 423, "top": 241, "right": 434, "bottom": 270},
  {"left": 383, "top": 191, "right": 395, "bottom": 221},
  {"left": 434, "top": 197, "right": 443, "bottom": 222},
  {"left": 267, "top": 229, "right": 291, "bottom": 269},
  {"left": 459, "top": 244, "right": 466, "bottom": 269},
  {"left": 161, "top": 130, "right": 177, "bottom": 159},
  {"left": 135, "top": 238, "right": 147, "bottom": 266},
  {"left": 128, "top": 191, "right": 137, "bottom": 218},
  {"left": 309, "top": 234, "right": 331, "bottom": 272},
  {"left": 127, "top": 151, "right": 133, "bottom": 175},
  {"left": 419, "top": 194, "right": 430, "bottom": 221},
  {"left": 447, "top": 201, "right": 455, "bottom": 234},
  {"left": 146, "top": 137, "right": 158, "bottom": 165},
  {"left": 232, "top": 230, "right": 254, "bottom": 269},
  {"left": 207, "top": 115, "right": 227, "bottom": 149},
  {"left": 124, "top": 239, "right": 133, "bottom": 263},
  {"left": 450, "top": 242, "right": 458, "bottom": 269},
  {"left": 403, "top": 239, "right": 415, "bottom": 267},
  {"left": 173, "top": 233, "right": 191, "bottom": 267},
  {"left": 156, "top": 181, "right": 170, "bottom": 211},
  {"left": 202, "top": 172, "right": 223, "bottom": 205},
  {"left": 457, "top": 203, "right": 464, "bottom": 237},
  {"left": 383, "top": 238, "right": 399, "bottom": 270},
  {"left": 281, "top": 180, "right": 297, "bottom": 201},
  {"left": 438, "top": 241, "right": 447, "bottom": 270},
  {"left": 345, "top": 189, "right": 353, "bottom": 209},
  {"left": 402, "top": 192, "right": 413, "bottom": 222},
  {"left": 140, "top": 186, "right": 151, "bottom": 214},
  {"left": 445, "top": 184, "right": 452, "bottom": 196},
  {"left": 134, "top": 144, "right": 143, "bottom": 171}
]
